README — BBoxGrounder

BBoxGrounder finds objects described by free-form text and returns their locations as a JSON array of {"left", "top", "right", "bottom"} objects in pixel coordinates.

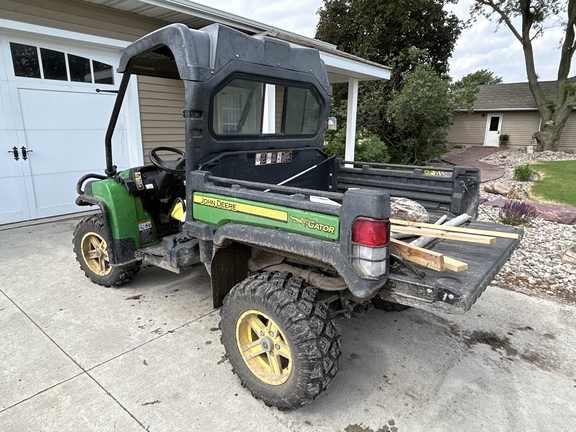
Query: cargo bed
[{"left": 379, "top": 221, "right": 523, "bottom": 313}]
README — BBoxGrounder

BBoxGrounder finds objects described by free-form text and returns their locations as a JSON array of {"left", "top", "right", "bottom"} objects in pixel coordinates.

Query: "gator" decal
[{"left": 290, "top": 216, "right": 336, "bottom": 234}]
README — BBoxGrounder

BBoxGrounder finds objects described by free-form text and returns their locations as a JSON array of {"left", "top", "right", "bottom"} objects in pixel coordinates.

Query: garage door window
[{"left": 9, "top": 42, "right": 114, "bottom": 85}]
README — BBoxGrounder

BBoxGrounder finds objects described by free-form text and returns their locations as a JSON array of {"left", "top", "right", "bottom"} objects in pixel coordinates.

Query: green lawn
[{"left": 529, "top": 160, "right": 576, "bottom": 207}]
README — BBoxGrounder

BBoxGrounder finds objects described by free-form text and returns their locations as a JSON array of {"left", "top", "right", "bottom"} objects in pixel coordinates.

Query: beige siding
[
  {"left": 138, "top": 76, "right": 186, "bottom": 158},
  {"left": 499, "top": 111, "right": 541, "bottom": 148},
  {"left": 446, "top": 112, "right": 486, "bottom": 146},
  {"left": 0, "top": 0, "right": 165, "bottom": 41},
  {"left": 447, "top": 111, "right": 543, "bottom": 149},
  {"left": 558, "top": 113, "right": 576, "bottom": 151},
  {"left": 275, "top": 85, "right": 285, "bottom": 132}
]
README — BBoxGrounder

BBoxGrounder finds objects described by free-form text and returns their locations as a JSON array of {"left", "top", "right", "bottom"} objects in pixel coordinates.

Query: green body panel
[
  {"left": 193, "top": 192, "right": 340, "bottom": 242},
  {"left": 91, "top": 178, "right": 159, "bottom": 248}
]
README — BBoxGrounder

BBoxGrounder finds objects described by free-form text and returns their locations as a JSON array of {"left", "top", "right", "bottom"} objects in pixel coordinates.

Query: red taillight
[{"left": 352, "top": 218, "right": 389, "bottom": 247}]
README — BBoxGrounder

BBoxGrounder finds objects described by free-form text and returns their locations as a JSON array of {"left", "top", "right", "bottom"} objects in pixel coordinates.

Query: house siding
[
  {"left": 446, "top": 112, "right": 486, "bottom": 146},
  {"left": 0, "top": 0, "right": 163, "bottom": 41},
  {"left": 447, "top": 110, "right": 543, "bottom": 149},
  {"left": 499, "top": 111, "right": 541, "bottom": 148},
  {"left": 559, "top": 114, "right": 576, "bottom": 150},
  {"left": 137, "top": 76, "right": 186, "bottom": 157}
]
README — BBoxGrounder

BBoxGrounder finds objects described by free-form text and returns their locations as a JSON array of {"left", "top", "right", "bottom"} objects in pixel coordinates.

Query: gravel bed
[{"left": 474, "top": 149, "right": 576, "bottom": 305}]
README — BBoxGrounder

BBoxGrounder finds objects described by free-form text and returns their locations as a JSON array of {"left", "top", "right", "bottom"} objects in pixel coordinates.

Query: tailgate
[{"left": 379, "top": 221, "right": 523, "bottom": 314}]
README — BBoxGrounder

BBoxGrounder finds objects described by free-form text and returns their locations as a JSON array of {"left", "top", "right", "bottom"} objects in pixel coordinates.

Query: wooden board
[
  {"left": 390, "top": 218, "right": 522, "bottom": 240},
  {"left": 390, "top": 239, "right": 469, "bottom": 272},
  {"left": 391, "top": 226, "right": 496, "bottom": 244}
]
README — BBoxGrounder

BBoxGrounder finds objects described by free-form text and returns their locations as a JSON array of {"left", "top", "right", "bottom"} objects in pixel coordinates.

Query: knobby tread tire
[
  {"left": 72, "top": 214, "right": 141, "bottom": 287},
  {"left": 220, "top": 271, "right": 341, "bottom": 410}
]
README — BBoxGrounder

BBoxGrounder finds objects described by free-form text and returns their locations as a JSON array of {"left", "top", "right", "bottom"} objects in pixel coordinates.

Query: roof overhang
[{"left": 81, "top": 0, "right": 390, "bottom": 83}]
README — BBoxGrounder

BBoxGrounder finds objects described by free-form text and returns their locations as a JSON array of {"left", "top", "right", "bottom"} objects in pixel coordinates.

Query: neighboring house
[
  {"left": 446, "top": 78, "right": 576, "bottom": 151},
  {"left": 0, "top": 0, "right": 390, "bottom": 225}
]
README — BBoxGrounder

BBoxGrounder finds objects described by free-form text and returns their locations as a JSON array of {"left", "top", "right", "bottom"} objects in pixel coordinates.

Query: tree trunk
[{"left": 533, "top": 127, "right": 561, "bottom": 151}]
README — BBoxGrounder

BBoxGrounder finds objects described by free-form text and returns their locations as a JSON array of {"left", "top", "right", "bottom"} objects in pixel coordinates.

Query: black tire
[
  {"left": 72, "top": 214, "right": 140, "bottom": 287},
  {"left": 220, "top": 271, "right": 341, "bottom": 410},
  {"left": 372, "top": 296, "right": 410, "bottom": 312}
]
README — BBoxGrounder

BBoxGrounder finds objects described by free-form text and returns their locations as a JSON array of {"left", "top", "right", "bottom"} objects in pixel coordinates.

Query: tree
[
  {"left": 454, "top": 68, "right": 503, "bottom": 88},
  {"left": 316, "top": 0, "right": 462, "bottom": 79},
  {"left": 316, "top": 0, "right": 463, "bottom": 164},
  {"left": 470, "top": 0, "right": 576, "bottom": 151},
  {"left": 387, "top": 64, "right": 455, "bottom": 164}
]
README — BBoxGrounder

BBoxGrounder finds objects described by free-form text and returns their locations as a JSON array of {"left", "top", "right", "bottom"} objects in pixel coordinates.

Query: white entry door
[
  {"left": 0, "top": 30, "right": 135, "bottom": 224},
  {"left": 484, "top": 113, "right": 503, "bottom": 147}
]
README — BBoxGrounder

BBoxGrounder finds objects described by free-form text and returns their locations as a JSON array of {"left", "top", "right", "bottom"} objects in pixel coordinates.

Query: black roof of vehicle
[{"left": 118, "top": 23, "right": 330, "bottom": 90}]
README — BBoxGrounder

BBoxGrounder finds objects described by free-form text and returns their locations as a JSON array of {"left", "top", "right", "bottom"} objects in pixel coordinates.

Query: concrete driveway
[{"left": 1, "top": 217, "right": 575, "bottom": 431}]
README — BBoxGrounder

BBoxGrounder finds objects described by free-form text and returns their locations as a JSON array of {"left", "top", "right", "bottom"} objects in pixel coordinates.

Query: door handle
[
  {"left": 21, "top": 146, "right": 33, "bottom": 161},
  {"left": 8, "top": 146, "right": 19, "bottom": 161}
]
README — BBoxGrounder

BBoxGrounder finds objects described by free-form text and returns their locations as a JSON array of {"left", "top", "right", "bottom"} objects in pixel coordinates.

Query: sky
[{"left": 192, "top": 0, "right": 574, "bottom": 84}]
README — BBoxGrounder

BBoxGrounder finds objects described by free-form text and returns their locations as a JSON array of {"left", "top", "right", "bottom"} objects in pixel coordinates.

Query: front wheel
[
  {"left": 72, "top": 214, "right": 140, "bottom": 287},
  {"left": 220, "top": 272, "right": 341, "bottom": 410}
]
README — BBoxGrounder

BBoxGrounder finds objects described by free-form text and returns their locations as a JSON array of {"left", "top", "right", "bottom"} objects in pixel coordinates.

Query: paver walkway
[{"left": 442, "top": 146, "right": 504, "bottom": 182}]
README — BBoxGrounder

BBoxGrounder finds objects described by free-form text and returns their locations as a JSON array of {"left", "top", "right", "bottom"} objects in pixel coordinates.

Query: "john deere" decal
[
  {"left": 193, "top": 195, "right": 287, "bottom": 222},
  {"left": 193, "top": 192, "right": 339, "bottom": 242}
]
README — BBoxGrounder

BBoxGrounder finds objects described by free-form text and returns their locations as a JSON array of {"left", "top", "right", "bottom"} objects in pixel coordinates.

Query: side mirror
[{"left": 327, "top": 117, "right": 337, "bottom": 131}]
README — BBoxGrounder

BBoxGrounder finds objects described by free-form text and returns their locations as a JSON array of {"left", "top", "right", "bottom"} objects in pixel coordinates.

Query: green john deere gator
[{"left": 73, "top": 23, "right": 522, "bottom": 410}]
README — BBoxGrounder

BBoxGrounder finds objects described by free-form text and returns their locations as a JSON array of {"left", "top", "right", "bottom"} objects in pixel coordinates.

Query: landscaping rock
[
  {"left": 390, "top": 197, "right": 429, "bottom": 222},
  {"left": 483, "top": 182, "right": 511, "bottom": 196},
  {"left": 562, "top": 246, "right": 576, "bottom": 265}
]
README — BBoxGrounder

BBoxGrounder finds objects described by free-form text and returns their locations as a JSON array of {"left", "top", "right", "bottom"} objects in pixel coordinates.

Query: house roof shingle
[{"left": 472, "top": 77, "right": 576, "bottom": 110}]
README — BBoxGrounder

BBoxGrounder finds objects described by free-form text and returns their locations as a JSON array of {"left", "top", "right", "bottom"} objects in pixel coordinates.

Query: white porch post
[
  {"left": 345, "top": 77, "right": 359, "bottom": 161},
  {"left": 263, "top": 84, "right": 276, "bottom": 133}
]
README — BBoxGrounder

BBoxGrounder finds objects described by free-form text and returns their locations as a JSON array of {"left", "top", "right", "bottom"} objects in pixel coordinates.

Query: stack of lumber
[{"left": 389, "top": 217, "right": 522, "bottom": 272}]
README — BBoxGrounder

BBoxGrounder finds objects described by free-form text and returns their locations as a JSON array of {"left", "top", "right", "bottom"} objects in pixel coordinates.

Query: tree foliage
[
  {"left": 316, "top": 0, "right": 461, "bottom": 80},
  {"left": 470, "top": 0, "right": 576, "bottom": 151},
  {"left": 387, "top": 64, "right": 455, "bottom": 164},
  {"left": 316, "top": 0, "right": 463, "bottom": 164},
  {"left": 453, "top": 68, "right": 503, "bottom": 89}
]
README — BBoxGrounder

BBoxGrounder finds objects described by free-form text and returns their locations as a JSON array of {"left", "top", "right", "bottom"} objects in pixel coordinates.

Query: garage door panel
[
  {"left": 23, "top": 129, "right": 128, "bottom": 175},
  {"left": 30, "top": 171, "right": 87, "bottom": 218},
  {"left": 18, "top": 88, "right": 120, "bottom": 131},
  {"left": 0, "top": 103, "right": 33, "bottom": 223}
]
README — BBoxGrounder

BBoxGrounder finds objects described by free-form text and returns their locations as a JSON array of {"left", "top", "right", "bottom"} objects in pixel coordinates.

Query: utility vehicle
[{"left": 74, "top": 23, "right": 521, "bottom": 410}]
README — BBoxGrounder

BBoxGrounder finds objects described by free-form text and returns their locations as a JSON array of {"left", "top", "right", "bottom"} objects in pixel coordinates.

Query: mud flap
[{"left": 211, "top": 243, "right": 252, "bottom": 308}]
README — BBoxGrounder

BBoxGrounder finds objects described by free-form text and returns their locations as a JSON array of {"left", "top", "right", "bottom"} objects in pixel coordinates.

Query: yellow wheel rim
[
  {"left": 236, "top": 310, "right": 292, "bottom": 385},
  {"left": 81, "top": 232, "right": 112, "bottom": 276}
]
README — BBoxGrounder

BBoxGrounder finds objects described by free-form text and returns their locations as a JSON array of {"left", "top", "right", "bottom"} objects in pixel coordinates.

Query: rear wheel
[
  {"left": 220, "top": 271, "right": 341, "bottom": 410},
  {"left": 73, "top": 214, "right": 140, "bottom": 287}
]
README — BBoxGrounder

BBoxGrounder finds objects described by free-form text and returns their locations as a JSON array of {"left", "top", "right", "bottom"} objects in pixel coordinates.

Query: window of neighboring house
[{"left": 9, "top": 42, "right": 114, "bottom": 85}]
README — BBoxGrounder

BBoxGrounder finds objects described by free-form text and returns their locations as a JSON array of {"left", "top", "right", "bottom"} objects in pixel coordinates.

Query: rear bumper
[{"left": 378, "top": 221, "right": 523, "bottom": 313}]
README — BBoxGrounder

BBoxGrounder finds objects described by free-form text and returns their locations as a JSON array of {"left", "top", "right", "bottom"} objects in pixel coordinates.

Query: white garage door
[{"left": 0, "top": 29, "right": 137, "bottom": 224}]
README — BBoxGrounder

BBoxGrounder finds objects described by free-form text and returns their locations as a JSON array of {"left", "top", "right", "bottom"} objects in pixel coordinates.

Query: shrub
[
  {"left": 514, "top": 164, "right": 534, "bottom": 181},
  {"left": 499, "top": 201, "right": 538, "bottom": 226}
]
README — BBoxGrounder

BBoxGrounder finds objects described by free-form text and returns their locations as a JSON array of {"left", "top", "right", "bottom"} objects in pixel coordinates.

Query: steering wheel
[{"left": 149, "top": 146, "right": 186, "bottom": 175}]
